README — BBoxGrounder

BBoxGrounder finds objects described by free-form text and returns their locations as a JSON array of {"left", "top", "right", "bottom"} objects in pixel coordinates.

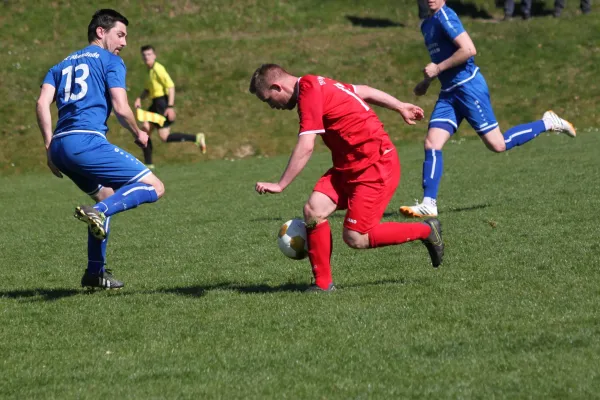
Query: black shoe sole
[
  {"left": 423, "top": 218, "right": 444, "bottom": 268},
  {"left": 74, "top": 206, "right": 106, "bottom": 240}
]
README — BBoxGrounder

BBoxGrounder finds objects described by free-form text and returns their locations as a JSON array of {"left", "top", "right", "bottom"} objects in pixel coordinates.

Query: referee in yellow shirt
[{"left": 134, "top": 45, "right": 206, "bottom": 168}]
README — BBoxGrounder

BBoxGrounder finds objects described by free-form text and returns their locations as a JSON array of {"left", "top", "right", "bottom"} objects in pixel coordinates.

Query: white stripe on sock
[
  {"left": 430, "top": 149, "right": 436, "bottom": 179},
  {"left": 504, "top": 128, "right": 533, "bottom": 143},
  {"left": 122, "top": 185, "right": 156, "bottom": 196}
]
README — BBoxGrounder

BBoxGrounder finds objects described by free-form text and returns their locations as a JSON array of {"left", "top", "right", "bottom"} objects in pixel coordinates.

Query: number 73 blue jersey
[{"left": 42, "top": 44, "right": 127, "bottom": 137}]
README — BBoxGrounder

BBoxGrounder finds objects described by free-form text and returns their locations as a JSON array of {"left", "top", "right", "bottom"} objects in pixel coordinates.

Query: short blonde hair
[{"left": 249, "top": 64, "right": 290, "bottom": 95}]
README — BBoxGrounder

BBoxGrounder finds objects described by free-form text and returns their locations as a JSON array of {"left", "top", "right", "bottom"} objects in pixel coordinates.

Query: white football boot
[
  {"left": 399, "top": 200, "right": 438, "bottom": 218},
  {"left": 543, "top": 110, "right": 576, "bottom": 138}
]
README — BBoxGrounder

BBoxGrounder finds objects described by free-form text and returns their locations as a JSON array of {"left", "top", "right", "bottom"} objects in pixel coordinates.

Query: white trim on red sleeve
[{"left": 299, "top": 129, "right": 326, "bottom": 136}]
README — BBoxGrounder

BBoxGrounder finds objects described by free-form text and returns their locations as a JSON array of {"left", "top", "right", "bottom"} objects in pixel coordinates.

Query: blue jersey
[
  {"left": 42, "top": 44, "right": 126, "bottom": 137},
  {"left": 421, "top": 5, "right": 479, "bottom": 92}
]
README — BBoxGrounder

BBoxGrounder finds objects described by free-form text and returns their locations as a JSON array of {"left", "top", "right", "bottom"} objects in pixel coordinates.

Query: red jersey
[{"left": 297, "top": 74, "right": 394, "bottom": 173}]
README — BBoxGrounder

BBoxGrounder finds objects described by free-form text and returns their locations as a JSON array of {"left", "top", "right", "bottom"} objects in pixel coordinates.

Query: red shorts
[{"left": 313, "top": 149, "right": 400, "bottom": 234}]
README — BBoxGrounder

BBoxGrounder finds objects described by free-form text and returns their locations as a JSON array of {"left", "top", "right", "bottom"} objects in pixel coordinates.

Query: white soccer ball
[{"left": 277, "top": 219, "right": 308, "bottom": 260}]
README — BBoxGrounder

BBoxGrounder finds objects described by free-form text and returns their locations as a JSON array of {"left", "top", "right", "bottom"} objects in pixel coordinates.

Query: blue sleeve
[
  {"left": 439, "top": 9, "right": 465, "bottom": 40},
  {"left": 42, "top": 67, "right": 56, "bottom": 87},
  {"left": 106, "top": 57, "right": 126, "bottom": 89}
]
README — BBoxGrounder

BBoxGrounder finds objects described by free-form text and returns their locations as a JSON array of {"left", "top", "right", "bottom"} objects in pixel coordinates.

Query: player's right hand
[
  {"left": 134, "top": 98, "right": 142, "bottom": 109},
  {"left": 398, "top": 103, "right": 425, "bottom": 125},
  {"left": 256, "top": 182, "right": 283, "bottom": 195},
  {"left": 135, "top": 131, "right": 149, "bottom": 148},
  {"left": 413, "top": 80, "right": 430, "bottom": 96}
]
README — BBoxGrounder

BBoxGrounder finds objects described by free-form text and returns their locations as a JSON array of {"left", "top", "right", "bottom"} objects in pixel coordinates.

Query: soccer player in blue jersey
[
  {"left": 399, "top": 0, "right": 576, "bottom": 218},
  {"left": 35, "top": 9, "right": 165, "bottom": 289}
]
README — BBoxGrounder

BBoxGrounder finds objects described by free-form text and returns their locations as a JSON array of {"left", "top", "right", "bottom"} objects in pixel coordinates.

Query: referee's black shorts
[{"left": 148, "top": 95, "right": 173, "bottom": 128}]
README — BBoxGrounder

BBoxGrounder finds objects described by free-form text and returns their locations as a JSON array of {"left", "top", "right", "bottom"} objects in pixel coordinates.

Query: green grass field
[
  {"left": 2, "top": 131, "right": 600, "bottom": 398},
  {"left": 2, "top": 0, "right": 600, "bottom": 398}
]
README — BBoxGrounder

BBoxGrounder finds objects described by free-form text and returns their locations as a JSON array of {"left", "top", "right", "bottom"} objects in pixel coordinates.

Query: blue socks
[
  {"left": 503, "top": 120, "right": 547, "bottom": 151},
  {"left": 87, "top": 216, "right": 110, "bottom": 275},
  {"left": 422, "top": 149, "right": 443, "bottom": 200},
  {"left": 86, "top": 183, "right": 159, "bottom": 275},
  {"left": 94, "top": 183, "right": 158, "bottom": 217},
  {"left": 419, "top": 121, "right": 547, "bottom": 205}
]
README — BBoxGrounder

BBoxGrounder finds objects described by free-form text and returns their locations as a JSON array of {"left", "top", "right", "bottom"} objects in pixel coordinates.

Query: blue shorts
[
  {"left": 49, "top": 133, "right": 151, "bottom": 196},
  {"left": 429, "top": 72, "right": 499, "bottom": 136}
]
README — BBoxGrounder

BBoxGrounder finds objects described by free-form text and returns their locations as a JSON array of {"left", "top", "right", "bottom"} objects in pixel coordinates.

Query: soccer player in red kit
[{"left": 250, "top": 64, "right": 444, "bottom": 292}]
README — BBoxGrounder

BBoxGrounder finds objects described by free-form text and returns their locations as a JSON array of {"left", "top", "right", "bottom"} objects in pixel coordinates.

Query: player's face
[
  {"left": 141, "top": 50, "right": 156, "bottom": 67},
  {"left": 102, "top": 22, "right": 128, "bottom": 55},
  {"left": 258, "top": 85, "right": 296, "bottom": 110},
  {"left": 428, "top": 0, "right": 445, "bottom": 12}
]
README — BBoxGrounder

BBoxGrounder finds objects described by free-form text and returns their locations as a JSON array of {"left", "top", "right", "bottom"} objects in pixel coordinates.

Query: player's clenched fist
[
  {"left": 255, "top": 182, "right": 283, "bottom": 195},
  {"left": 135, "top": 131, "right": 149, "bottom": 148}
]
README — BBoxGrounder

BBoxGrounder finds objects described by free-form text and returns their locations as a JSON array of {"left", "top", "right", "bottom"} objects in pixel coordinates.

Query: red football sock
[
  {"left": 307, "top": 220, "right": 333, "bottom": 289},
  {"left": 368, "top": 222, "right": 431, "bottom": 248}
]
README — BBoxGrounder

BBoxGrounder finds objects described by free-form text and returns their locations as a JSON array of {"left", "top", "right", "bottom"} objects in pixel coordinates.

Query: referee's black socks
[{"left": 167, "top": 133, "right": 196, "bottom": 142}]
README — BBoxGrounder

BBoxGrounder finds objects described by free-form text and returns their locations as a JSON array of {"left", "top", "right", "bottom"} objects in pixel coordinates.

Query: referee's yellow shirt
[{"left": 145, "top": 61, "right": 175, "bottom": 99}]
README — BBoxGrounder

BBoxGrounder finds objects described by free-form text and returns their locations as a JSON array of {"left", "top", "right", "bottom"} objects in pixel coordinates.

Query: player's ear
[
  {"left": 95, "top": 26, "right": 106, "bottom": 40},
  {"left": 270, "top": 83, "right": 282, "bottom": 92}
]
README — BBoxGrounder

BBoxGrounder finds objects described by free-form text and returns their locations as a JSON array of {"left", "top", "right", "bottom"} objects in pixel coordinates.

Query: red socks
[
  {"left": 307, "top": 221, "right": 333, "bottom": 289},
  {"left": 307, "top": 221, "right": 432, "bottom": 288},
  {"left": 368, "top": 222, "right": 431, "bottom": 248}
]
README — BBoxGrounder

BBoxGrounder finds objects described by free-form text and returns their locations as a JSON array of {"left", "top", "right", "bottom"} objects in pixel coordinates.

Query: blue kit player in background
[
  {"left": 35, "top": 9, "right": 166, "bottom": 289},
  {"left": 399, "top": 0, "right": 577, "bottom": 218}
]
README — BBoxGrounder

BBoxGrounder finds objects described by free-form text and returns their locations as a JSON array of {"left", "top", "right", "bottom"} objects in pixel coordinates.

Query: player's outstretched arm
[
  {"left": 424, "top": 32, "right": 477, "bottom": 80},
  {"left": 110, "top": 87, "right": 149, "bottom": 148},
  {"left": 256, "top": 134, "right": 316, "bottom": 195},
  {"left": 36, "top": 83, "right": 62, "bottom": 178},
  {"left": 354, "top": 85, "right": 424, "bottom": 125}
]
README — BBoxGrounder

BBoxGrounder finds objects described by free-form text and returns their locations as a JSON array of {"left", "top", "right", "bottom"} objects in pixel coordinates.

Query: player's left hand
[
  {"left": 424, "top": 63, "right": 441, "bottom": 79},
  {"left": 255, "top": 182, "right": 283, "bottom": 195},
  {"left": 398, "top": 104, "right": 425, "bottom": 125},
  {"left": 164, "top": 107, "right": 176, "bottom": 122}
]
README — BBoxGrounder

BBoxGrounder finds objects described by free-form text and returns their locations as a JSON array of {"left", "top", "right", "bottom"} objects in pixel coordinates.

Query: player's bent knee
[
  {"left": 303, "top": 203, "right": 325, "bottom": 224},
  {"left": 93, "top": 187, "right": 114, "bottom": 202},
  {"left": 343, "top": 229, "right": 369, "bottom": 249},
  {"left": 153, "top": 180, "right": 165, "bottom": 198},
  {"left": 158, "top": 129, "right": 170, "bottom": 142},
  {"left": 486, "top": 141, "right": 506, "bottom": 153},
  {"left": 140, "top": 174, "right": 165, "bottom": 198},
  {"left": 424, "top": 137, "right": 444, "bottom": 151}
]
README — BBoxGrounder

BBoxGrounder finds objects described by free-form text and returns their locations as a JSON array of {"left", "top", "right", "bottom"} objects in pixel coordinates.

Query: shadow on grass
[
  {"left": 445, "top": 203, "right": 491, "bottom": 213},
  {"left": 346, "top": 15, "right": 404, "bottom": 28},
  {"left": 158, "top": 282, "right": 311, "bottom": 297},
  {"left": 159, "top": 278, "right": 412, "bottom": 297},
  {"left": 0, "top": 288, "right": 81, "bottom": 301},
  {"left": 342, "top": 278, "right": 409, "bottom": 288},
  {"left": 0, "top": 279, "right": 414, "bottom": 301}
]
